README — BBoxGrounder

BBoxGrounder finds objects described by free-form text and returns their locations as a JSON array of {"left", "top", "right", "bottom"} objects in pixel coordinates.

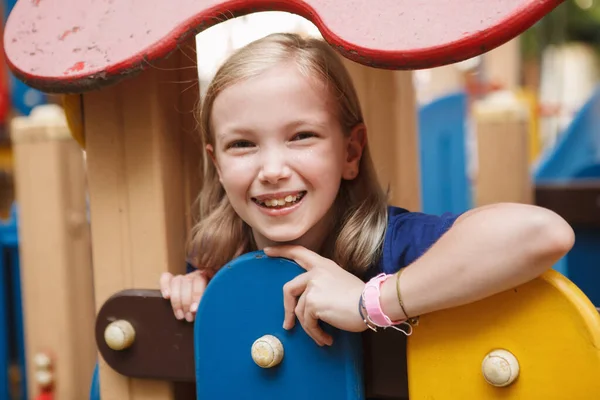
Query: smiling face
[{"left": 208, "top": 62, "right": 364, "bottom": 251}]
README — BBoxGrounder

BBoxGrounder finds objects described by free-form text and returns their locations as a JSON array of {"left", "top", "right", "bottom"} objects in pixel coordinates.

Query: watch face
[{"left": 195, "top": 251, "right": 364, "bottom": 400}]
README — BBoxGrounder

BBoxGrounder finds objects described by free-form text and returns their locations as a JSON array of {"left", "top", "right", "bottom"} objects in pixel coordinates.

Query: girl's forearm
[{"left": 379, "top": 203, "right": 575, "bottom": 321}]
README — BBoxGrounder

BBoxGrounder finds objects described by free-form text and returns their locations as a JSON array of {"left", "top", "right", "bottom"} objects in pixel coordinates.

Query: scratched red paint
[
  {"left": 59, "top": 26, "right": 80, "bottom": 41},
  {"left": 3, "top": 0, "right": 563, "bottom": 92},
  {"left": 64, "top": 61, "right": 85, "bottom": 75}
]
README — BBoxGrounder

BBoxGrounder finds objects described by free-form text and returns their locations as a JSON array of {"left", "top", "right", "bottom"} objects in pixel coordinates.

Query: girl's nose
[{"left": 258, "top": 150, "right": 292, "bottom": 184}]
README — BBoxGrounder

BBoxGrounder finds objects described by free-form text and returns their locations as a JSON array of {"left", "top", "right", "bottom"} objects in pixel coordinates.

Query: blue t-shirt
[{"left": 367, "top": 205, "right": 461, "bottom": 278}]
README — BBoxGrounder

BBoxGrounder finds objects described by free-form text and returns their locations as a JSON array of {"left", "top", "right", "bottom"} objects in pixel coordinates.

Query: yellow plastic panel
[{"left": 407, "top": 270, "right": 600, "bottom": 399}]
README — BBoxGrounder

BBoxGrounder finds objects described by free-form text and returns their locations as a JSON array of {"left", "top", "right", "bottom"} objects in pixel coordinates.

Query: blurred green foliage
[{"left": 521, "top": 0, "right": 600, "bottom": 59}]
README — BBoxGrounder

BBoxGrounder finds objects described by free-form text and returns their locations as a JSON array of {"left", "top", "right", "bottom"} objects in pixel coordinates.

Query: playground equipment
[
  {"left": 418, "top": 89, "right": 533, "bottom": 213},
  {"left": 534, "top": 86, "right": 600, "bottom": 306},
  {"left": 92, "top": 250, "right": 600, "bottom": 399},
  {"left": 0, "top": 205, "right": 26, "bottom": 400},
  {"left": 1, "top": 0, "right": 47, "bottom": 117},
  {"left": 4, "top": 0, "right": 600, "bottom": 399},
  {"left": 472, "top": 92, "right": 534, "bottom": 207},
  {"left": 418, "top": 85, "right": 600, "bottom": 307},
  {"left": 10, "top": 104, "right": 96, "bottom": 400},
  {"left": 418, "top": 92, "right": 471, "bottom": 215}
]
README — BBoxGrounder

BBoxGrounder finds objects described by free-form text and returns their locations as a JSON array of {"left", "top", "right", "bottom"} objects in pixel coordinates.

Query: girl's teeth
[{"left": 261, "top": 194, "right": 302, "bottom": 207}]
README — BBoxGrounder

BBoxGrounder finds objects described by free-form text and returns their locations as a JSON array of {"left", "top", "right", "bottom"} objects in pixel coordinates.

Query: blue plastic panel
[
  {"left": 194, "top": 251, "right": 364, "bottom": 400},
  {"left": 0, "top": 205, "right": 26, "bottom": 399},
  {"left": 534, "top": 87, "right": 600, "bottom": 182},
  {"left": 0, "top": 239, "right": 10, "bottom": 400},
  {"left": 89, "top": 363, "right": 101, "bottom": 400},
  {"left": 418, "top": 92, "right": 471, "bottom": 215},
  {"left": 565, "top": 229, "right": 600, "bottom": 306}
]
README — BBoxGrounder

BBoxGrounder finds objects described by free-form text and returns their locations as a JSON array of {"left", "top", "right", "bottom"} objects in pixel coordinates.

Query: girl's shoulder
[{"left": 371, "top": 206, "right": 462, "bottom": 275}]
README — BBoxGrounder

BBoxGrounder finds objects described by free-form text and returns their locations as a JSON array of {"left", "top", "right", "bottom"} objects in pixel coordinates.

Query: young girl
[{"left": 160, "top": 32, "right": 574, "bottom": 346}]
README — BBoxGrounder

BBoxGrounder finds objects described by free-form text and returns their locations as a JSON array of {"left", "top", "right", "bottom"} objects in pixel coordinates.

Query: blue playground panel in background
[
  {"left": 418, "top": 92, "right": 471, "bottom": 216},
  {"left": 89, "top": 363, "right": 100, "bottom": 400},
  {"left": 534, "top": 86, "right": 600, "bottom": 306},
  {"left": 535, "top": 88, "right": 600, "bottom": 182},
  {"left": 0, "top": 205, "right": 27, "bottom": 400}
]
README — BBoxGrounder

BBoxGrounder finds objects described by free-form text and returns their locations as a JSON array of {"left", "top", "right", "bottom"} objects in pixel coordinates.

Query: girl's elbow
[
  {"left": 531, "top": 208, "right": 575, "bottom": 261},
  {"left": 552, "top": 222, "right": 575, "bottom": 257}
]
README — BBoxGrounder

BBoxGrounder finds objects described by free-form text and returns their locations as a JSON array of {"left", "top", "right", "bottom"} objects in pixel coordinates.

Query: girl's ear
[
  {"left": 206, "top": 144, "right": 222, "bottom": 182},
  {"left": 342, "top": 124, "right": 367, "bottom": 180}
]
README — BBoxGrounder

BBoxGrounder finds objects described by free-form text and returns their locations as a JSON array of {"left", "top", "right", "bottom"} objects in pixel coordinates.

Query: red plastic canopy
[{"left": 3, "top": 0, "right": 563, "bottom": 93}]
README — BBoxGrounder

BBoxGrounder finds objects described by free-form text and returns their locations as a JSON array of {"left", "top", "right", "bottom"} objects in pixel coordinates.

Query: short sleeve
[{"left": 376, "top": 206, "right": 462, "bottom": 275}]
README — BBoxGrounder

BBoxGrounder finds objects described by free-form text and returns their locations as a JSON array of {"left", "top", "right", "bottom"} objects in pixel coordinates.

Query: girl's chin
[
  {"left": 256, "top": 230, "right": 308, "bottom": 248},
  {"left": 262, "top": 235, "right": 304, "bottom": 245}
]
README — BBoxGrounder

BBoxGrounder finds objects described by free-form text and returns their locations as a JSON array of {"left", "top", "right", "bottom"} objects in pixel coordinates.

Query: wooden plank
[
  {"left": 343, "top": 60, "right": 421, "bottom": 211},
  {"left": 178, "top": 43, "right": 204, "bottom": 240},
  {"left": 11, "top": 108, "right": 96, "bottom": 399},
  {"left": 474, "top": 99, "right": 532, "bottom": 206},
  {"left": 83, "top": 39, "right": 201, "bottom": 400},
  {"left": 483, "top": 37, "right": 521, "bottom": 90},
  {"left": 393, "top": 71, "right": 421, "bottom": 212}
]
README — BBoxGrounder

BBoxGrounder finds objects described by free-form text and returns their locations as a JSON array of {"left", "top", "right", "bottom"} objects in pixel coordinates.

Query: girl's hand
[
  {"left": 263, "top": 245, "right": 367, "bottom": 347},
  {"left": 160, "top": 270, "right": 208, "bottom": 322}
]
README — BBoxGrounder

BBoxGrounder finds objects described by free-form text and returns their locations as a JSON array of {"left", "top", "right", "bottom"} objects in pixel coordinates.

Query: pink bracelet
[{"left": 362, "top": 273, "right": 406, "bottom": 328}]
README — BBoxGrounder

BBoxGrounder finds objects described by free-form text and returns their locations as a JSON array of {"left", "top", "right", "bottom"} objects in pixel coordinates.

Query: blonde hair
[{"left": 189, "top": 32, "right": 388, "bottom": 276}]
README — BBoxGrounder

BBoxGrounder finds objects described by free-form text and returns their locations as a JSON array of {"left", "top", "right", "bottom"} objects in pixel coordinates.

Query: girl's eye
[
  {"left": 228, "top": 140, "right": 254, "bottom": 149},
  {"left": 292, "top": 132, "right": 316, "bottom": 141}
]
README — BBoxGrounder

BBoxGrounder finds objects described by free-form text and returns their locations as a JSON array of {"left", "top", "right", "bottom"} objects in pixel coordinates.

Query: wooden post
[
  {"left": 11, "top": 105, "right": 96, "bottom": 399},
  {"left": 83, "top": 41, "right": 201, "bottom": 400},
  {"left": 343, "top": 60, "right": 421, "bottom": 211},
  {"left": 473, "top": 97, "right": 532, "bottom": 206},
  {"left": 416, "top": 65, "right": 465, "bottom": 104},
  {"left": 483, "top": 37, "right": 521, "bottom": 90}
]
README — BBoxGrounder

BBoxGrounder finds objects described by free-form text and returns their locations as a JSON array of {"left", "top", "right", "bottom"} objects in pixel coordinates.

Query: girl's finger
[
  {"left": 295, "top": 292, "right": 306, "bottom": 333},
  {"left": 282, "top": 273, "right": 310, "bottom": 329},
  {"left": 303, "top": 303, "right": 333, "bottom": 346},
  {"left": 296, "top": 292, "right": 324, "bottom": 347},
  {"left": 264, "top": 245, "right": 322, "bottom": 271},
  {"left": 190, "top": 274, "right": 208, "bottom": 314},
  {"left": 159, "top": 272, "right": 173, "bottom": 299},
  {"left": 169, "top": 276, "right": 185, "bottom": 320},
  {"left": 180, "top": 276, "right": 194, "bottom": 321}
]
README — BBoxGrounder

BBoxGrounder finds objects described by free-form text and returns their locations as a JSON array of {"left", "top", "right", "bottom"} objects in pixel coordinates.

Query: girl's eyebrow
[
  {"left": 216, "top": 127, "right": 255, "bottom": 139},
  {"left": 218, "top": 119, "right": 328, "bottom": 139},
  {"left": 283, "top": 118, "right": 328, "bottom": 130}
]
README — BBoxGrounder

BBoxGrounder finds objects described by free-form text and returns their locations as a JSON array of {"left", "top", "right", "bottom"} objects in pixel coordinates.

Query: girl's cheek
[
  {"left": 219, "top": 155, "right": 257, "bottom": 179},
  {"left": 289, "top": 148, "right": 325, "bottom": 168}
]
